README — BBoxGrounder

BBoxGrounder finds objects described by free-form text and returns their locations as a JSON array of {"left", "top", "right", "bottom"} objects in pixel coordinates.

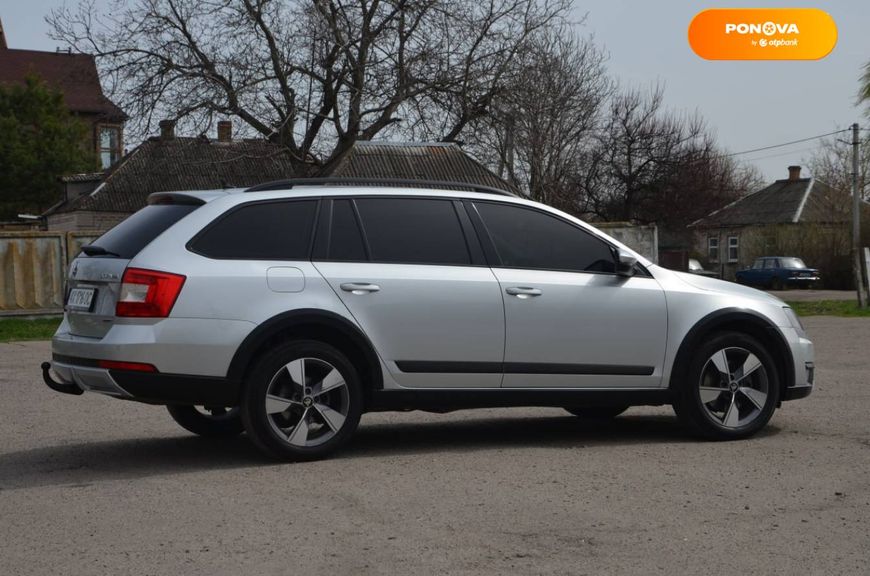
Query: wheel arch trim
[
  {"left": 669, "top": 307, "right": 795, "bottom": 392},
  {"left": 226, "top": 309, "right": 384, "bottom": 390}
]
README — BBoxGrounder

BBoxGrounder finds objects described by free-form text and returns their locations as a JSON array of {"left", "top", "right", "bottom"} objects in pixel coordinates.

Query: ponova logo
[
  {"left": 724, "top": 21, "right": 800, "bottom": 36},
  {"left": 689, "top": 8, "right": 837, "bottom": 60}
]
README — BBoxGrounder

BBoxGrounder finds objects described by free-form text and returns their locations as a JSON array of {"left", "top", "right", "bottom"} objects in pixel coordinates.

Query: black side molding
[
  {"left": 396, "top": 361, "right": 654, "bottom": 376},
  {"left": 368, "top": 388, "right": 670, "bottom": 412}
]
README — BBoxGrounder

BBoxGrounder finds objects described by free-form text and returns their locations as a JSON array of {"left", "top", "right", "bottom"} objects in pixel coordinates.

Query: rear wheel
[
  {"left": 673, "top": 331, "right": 780, "bottom": 440},
  {"left": 241, "top": 340, "right": 362, "bottom": 461},
  {"left": 166, "top": 405, "right": 244, "bottom": 437},
  {"left": 564, "top": 406, "right": 629, "bottom": 419}
]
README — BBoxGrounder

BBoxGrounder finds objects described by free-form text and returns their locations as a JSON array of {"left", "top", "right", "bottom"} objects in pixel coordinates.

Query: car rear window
[
  {"left": 780, "top": 258, "right": 807, "bottom": 269},
  {"left": 87, "top": 204, "right": 199, "bottom": 259},
  {"left": 354, "top": 198, "right": 471, "bottom": 265},
  {"left": 189, "top": 199, "right": 318, "bottom": 260}
]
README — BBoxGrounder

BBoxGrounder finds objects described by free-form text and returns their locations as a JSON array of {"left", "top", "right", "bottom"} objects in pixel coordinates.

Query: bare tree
[
  {"left": 468, "top": 26, "right": 611, "bottom": 213},
  {"left": 582, "top": 85, "right": 757, "bottom": 239},
  {"left": 48, "top": 0, "right": 570, "bottom": 175},
  {"left": 806, "top": 135, "right": 870, "bottom": 201}
]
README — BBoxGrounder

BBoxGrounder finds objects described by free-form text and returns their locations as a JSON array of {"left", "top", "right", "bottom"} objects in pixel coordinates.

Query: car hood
[{"left": 672, "top": 270, "right": 784, "bottom": 304}]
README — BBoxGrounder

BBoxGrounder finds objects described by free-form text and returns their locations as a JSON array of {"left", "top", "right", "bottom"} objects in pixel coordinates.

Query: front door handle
[
  {"left": 505, "top": 286, "right": 542, "bottom": 298},
  {"left": 340, "top": 282, "right": 381, "bottom": 295}
]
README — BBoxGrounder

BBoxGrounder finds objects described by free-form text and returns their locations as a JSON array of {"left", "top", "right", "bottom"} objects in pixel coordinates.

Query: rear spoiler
[{"left": 147, "top": 192, "right": 208, "bottom": 206}]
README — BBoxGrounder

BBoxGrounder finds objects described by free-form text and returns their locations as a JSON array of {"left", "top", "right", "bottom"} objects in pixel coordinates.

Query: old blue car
[{"left": 735, "top": 256, "right": 820, "bottom": 289}]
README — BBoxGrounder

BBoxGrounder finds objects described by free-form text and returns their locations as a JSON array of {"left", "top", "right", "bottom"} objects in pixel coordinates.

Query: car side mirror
[{"left": 615, "top": 250, "right": 637, "bottom": 277}]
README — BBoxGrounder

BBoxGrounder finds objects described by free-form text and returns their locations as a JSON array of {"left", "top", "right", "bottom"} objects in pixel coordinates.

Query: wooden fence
[{"left": 0, "top": 232, "right": 100, "bottom": 315}]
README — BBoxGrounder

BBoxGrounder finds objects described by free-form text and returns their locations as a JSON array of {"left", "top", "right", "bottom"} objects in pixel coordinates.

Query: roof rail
[{"left": 243, "top": 177, "right": 517, "bottom": 197}]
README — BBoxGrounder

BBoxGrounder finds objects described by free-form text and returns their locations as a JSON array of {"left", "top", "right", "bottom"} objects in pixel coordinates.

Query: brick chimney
[
  {"left": 217, "top": 120, "right": 232, "bottom": 142},
  {"left": 0, "top": 17, "right": 8, "bottom": 50},
  {"left": 787, "top": 165, "right": 802, "bottom": 181},
  {"left": 159, "top": 119, "right": 175, "bottom": 140}
]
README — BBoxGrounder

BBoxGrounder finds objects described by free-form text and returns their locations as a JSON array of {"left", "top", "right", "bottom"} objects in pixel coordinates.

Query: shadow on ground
[{"left": 0, "top": 413, "right": 780, "bottom": 490}]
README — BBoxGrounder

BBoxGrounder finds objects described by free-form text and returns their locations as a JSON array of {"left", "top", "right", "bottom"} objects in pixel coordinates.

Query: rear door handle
[
  {"left": 340, "top": 282, "right": 381, "bottom": 294},
  {"left": 505, "top": 286, "right": 542, "bottom": 298}
]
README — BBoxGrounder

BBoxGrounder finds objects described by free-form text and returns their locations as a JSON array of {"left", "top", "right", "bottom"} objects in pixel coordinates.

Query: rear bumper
[
  {"left": 51, "top": 316, "right": 256, "bottom": 378},
  {"left": 44, "top": 355, "right": 240, "bottom": 406},
  {"left": 784, "top": 276, "right": 820, "bottom": 285}
]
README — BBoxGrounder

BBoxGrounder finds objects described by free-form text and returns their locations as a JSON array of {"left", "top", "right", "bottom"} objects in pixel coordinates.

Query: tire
[
  {"left": 672, "top": 331, "right": 780, "bottom": 440},
  {"left": 564, "top": 406, "right": 629, "bottom": 419},
  {"left": 241, "top": 340, "right": 363, "bottom": 461},
  {"left": 166, "top": 405, "right": 244, "bottom": 437}
]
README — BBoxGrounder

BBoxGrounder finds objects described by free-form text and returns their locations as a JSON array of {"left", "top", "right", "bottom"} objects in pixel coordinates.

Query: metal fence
[{"left": 0, "top": 232, "right": 99, "bottom": 315}]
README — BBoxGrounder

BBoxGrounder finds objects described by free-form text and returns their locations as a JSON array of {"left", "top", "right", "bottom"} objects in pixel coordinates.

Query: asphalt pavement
[{"left": 1, "top": 316, "right": 868, "bottom": 575}]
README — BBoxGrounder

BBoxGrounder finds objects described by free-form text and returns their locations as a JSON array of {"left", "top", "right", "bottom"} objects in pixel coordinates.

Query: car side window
[
  {"left": 328, "top": 199, "right": 367, "bottom": 261},
  {"left": 474, "top": 202, "right": 615, "bottom": 273},
  {"left": 763, "top": 259, "right": 776, "bottom": 269},
  {"left": 354, "top": 198, "right": 471, "bottom": 265},
  {"left": 189, "top": 199, "right": 317, "bottom": 260},
  {"left": 752, "top": 259, "right": 764, "bottom": 269}
]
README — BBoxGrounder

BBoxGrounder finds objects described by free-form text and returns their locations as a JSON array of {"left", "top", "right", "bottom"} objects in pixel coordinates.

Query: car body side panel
[
  {"left": 492, "top": 269, "right": 668, "bottom": 388},
  {"left": 313, "top": 261, "right": 506, "bottom": 388},
  {"left": 653, "top": 267, "right": 798, "bottom": 388}
]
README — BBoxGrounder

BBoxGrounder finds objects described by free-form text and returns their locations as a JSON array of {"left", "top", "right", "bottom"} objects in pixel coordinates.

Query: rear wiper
[{"left": 80, "top": 245, "right": 122, "bottom": 257}]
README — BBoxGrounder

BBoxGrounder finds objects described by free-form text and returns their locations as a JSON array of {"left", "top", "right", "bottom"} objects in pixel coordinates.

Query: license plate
[{"left": 67, "top": 287, "right": 96, "bottom": 311}]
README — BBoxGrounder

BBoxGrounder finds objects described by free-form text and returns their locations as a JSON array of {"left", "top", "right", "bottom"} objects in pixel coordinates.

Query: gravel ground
[{"left": 1, "top": 316, "right": 868, "bottom": 575}]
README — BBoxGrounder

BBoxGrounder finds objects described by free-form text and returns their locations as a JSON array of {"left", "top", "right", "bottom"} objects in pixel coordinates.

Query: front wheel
[
  {"left": 672, "top": 331, "right": 780, "bottom": 440},
  {"left": 166, "top": 405, "right": 244, "bottom": 437},
  {"left": 564, "top": 406, "right": 629, "bottom": 419},
  {"left": 241, "top": 340, "right": 363, "bottom": 461}
]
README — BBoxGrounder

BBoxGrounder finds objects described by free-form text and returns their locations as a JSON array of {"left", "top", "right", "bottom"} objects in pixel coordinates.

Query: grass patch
[
  {"left": 787, "top": 300, "right": 870, "bottom": 318},
  {"left": 0, "top": 317, "right": 63, "bottom": 342}
]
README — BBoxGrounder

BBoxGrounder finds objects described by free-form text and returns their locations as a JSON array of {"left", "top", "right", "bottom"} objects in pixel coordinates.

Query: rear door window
[
  {"left": 354, "top": 198, "right": 471, "bottom": 265},
  {"left": 189, "top": 200, "right": 317, "bottom": 260},
  {"left": 87, "top": 204, "right": 199, "bottom": 259}
]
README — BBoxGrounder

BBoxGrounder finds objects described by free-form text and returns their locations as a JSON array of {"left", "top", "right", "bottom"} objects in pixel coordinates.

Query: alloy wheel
[
  {"left": 264, "top": 357, "right": 349, "bottom": 447},
  {"left": 698, "top": 346, "right": 769, "bottom": 429}
]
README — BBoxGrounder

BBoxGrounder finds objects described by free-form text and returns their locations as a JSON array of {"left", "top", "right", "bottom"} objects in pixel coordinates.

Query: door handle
[
  {"left": 340, "top": 282, "right": 381, "bottom": 294},
  {"left": 505, "top": 286, "right": 542, "bottom": 298}
]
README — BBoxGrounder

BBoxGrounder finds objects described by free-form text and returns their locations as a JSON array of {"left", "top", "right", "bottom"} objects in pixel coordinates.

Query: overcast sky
[{"left": 2, "top": 0, "right": 868, "bottom": 181}]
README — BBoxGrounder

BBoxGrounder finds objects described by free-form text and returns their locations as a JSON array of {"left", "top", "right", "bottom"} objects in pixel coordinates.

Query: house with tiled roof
[
  {"left": 0, "top": 19, "right": 127, "bottom": 169},
  {"left": 691, "top": 165, "right": 870, "bottom": 286},
  {"left": 44, "top": 120, "right": 518, "bottom": 231}
]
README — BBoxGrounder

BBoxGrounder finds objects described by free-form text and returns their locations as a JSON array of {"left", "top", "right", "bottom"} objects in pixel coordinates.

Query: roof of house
[
  {"left": 59, "top": 137, "right": 298, "bottom": 213},
  {"left": 332, "top": 141, "right": 521, "bottom": 194},
  {"left": 60, "top": 172, "right": 104, "bottom": 183},
  {"left": 0, "top": 48, "right": 126, "bottom": 120},
  {"left": 691, "top": 176, "right": 852, "bottom": 228},
  {"left": 52, "top": 138, "right": 517, "bottom": 214}
]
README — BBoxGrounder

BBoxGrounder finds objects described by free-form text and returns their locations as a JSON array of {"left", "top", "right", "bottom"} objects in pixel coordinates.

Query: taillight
[{"left": 116, "top": 268, "right": 186, "bottom": 318}]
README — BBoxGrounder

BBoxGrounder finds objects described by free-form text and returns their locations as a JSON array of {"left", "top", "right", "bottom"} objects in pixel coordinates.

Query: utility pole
[{"left": 852, "top": 123, "right": 868, "bottom": 308}]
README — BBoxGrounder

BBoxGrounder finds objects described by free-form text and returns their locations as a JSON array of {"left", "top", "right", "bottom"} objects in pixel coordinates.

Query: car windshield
[
  {"left": 780, "top": 257, "right": 807, "bottom": 269},
  {"left": 688, "top": 259, "right": 702, "bottom": 271}
]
